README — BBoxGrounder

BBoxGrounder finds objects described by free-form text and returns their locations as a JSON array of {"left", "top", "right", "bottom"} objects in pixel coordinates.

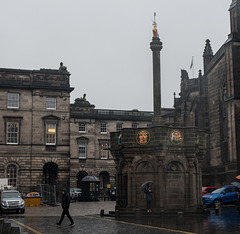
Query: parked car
[
  {"left": 203, "top": 185, "right": 238, "bottom": 208},
  {"left": 202, "top": 187, "right": 218, "bottom": 196},
  {"left": 70, "top": 188, "right": 82, "bottom": 201},
  {"left": 1, "top": 190, "right": 25, "bottom": 213}
]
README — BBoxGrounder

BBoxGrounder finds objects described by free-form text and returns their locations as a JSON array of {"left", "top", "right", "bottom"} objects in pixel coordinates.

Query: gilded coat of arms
[
  {"left": 136, "top": 130, "right": 150, "bottom": 145},
  {"left": 170, "top": 130, "right": 183, "bottom": 145}
]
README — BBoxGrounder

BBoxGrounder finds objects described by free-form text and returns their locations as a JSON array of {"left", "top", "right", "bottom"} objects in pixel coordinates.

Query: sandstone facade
[{"left": 0, "top": 65, "right": 73, "bottom": 195}]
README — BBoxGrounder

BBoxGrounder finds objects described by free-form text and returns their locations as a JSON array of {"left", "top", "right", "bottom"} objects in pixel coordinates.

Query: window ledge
[{"left": 45, "top": 145, "right": 56, "bottom": 151}]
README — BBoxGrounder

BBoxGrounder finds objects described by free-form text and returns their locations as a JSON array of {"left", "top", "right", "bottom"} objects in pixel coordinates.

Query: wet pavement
[{"left": 2, "top": 201, "right": 240, "bottom": 233}]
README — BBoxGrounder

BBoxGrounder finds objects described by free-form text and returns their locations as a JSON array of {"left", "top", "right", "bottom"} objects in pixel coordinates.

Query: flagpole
[
  {"left": 190, "top": 56, "right": 194, "bottom": 78},
  {"left": 192, "top": 56, "right": 194, "bottom": 78}
]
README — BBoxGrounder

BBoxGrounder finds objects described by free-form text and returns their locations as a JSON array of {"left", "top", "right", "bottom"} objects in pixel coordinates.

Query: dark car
[
  {"left": 202, "top": 187, "right": 218, "bottom": 196},
  {"left": 203, "top": 185, "right": 238, "bottom": 208}
]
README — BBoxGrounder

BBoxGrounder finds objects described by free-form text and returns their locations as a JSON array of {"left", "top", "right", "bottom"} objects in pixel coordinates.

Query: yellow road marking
[
  {"left": 86, "top": 215, "right": 197, "bottom": 234},
  {"left": 10, "top": 219, "right": 43, "bottom": 234}
]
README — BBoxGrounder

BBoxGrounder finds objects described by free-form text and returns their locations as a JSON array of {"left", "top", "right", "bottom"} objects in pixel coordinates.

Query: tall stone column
[{"left": 150, "top": 18, "right": 163, "bottom": 125}]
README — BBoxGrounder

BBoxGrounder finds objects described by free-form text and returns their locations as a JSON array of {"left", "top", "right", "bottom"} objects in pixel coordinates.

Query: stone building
[
  {"left": 110, "top": 17, "right": 206, "bottom": 213},
  {"left": 69, "top": 94, "right": 175, "bottom": 197},
  {"left": 0, "top": 63, "right": 73, "bottom": 195},
  {"left": 0, "top": 0, "right": 239, "bottom": 203},
  {"left": 174, "top": 0, "right": 240, "bottom": 186}
]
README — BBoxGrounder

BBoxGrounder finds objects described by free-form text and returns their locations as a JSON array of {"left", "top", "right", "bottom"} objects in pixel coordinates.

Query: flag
[{"left": 190, "top": 57, "right": 193, "bottom": 69}]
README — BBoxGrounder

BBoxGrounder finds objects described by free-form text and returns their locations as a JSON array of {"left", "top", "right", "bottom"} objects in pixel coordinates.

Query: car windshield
[
  {"left": 202, "top": 187, "right": 206, "bottom": 192},
  {"left": 75, "top": 189, "right": 81, "bottom": 192},
  {"left": 211, "top": 187, "right": 225, "bottom": 194},
  {"left": 2, "top": 192, "right": 21, "bottom": 199}
]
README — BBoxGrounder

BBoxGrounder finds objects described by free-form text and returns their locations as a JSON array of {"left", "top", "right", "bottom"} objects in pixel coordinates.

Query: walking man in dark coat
[{"left": 56, "top": 188, "right": 74, "bottom": 226}]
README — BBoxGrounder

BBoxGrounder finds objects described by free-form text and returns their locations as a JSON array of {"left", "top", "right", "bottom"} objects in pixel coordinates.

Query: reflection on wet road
[{"left": 5, "top": 205, "right": 240, "bottom": 234}]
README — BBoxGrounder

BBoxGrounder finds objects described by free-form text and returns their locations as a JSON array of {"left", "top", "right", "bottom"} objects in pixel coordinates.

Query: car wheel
[
  {"left": 21, "top": 209, "right": 25, "bottom": 214},
  {"left": 213, "top": 199, "right": 221, "bottom": 208}
]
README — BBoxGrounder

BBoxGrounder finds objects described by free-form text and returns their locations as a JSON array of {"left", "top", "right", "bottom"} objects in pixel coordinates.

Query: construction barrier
[{"left": 24, "top": 197, "right": 41, "bottom": 207}]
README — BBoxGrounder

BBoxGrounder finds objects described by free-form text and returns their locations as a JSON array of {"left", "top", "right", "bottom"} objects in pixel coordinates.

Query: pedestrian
[
  {"left": 56, "top": 188, "right": 74, "bottom": 226},
  {"left": 236, "top": 188, "right": 240, "bottom": 215},
  {"left": 144, "top": 183, "right": 153, "bottom": 213}
]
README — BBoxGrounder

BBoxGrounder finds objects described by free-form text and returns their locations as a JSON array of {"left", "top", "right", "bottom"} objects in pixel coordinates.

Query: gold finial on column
[{"left": 152, "top": 12, "right": 158, "bottom": 37}]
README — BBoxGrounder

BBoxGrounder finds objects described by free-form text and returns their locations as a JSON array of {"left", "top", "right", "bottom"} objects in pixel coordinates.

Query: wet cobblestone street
[{"left": 2, "top": 201, "right": 240, "bottom": 233}]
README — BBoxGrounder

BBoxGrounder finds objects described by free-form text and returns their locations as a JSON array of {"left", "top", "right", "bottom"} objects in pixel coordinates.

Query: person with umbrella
[{"left": 144, "top": 183, "right": 153, "bottom": 213}]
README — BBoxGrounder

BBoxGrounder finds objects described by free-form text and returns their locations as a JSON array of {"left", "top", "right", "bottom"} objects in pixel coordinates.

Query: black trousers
[
  {"left": 147, "top": 200, "right": 151, "bottom": 210},
  {"left": 59, "top": 207, "right": 74, "bottom": 224}
]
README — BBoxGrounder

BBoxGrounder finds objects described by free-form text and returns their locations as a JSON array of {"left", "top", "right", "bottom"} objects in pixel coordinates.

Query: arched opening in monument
[
  {"left": 192, "top": 162, "right": 198, "bottom": 206},
  {"left": 136, "top": 161, "right": 155, "bottom": 208},
  {"left": 43, "top": 162, "right": 58, "bottom": 185},
  {"left": 165, "top": 161, "right": 185, "bottom": 209},
  {"left": 77, "top": 171, "right": 88, "bottom": 188},
  {"left": 118, "top": 163, "right": 128, "bottom": 208}
]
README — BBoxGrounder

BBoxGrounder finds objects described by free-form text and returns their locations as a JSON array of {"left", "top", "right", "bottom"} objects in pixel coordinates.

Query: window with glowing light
[
  {"left": 46, "top": 123, "right": 56, "bottom": 145},
  {"left": 100, "top": 142, "right": 109, "bottom": 159}
]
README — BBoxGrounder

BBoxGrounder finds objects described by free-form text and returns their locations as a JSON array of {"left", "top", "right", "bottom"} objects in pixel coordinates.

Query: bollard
[
  {"left": 10, "top": 226, "right": 20, "bottom": 234},
  {"left": 0, "top": 219, "right": 4, "bottom": 234},
  {"left": 100, "top": 209, "right": 104, "bottom": 217},
  {"left": 2, "top": 223, "right": 11, "bottom": 234}
]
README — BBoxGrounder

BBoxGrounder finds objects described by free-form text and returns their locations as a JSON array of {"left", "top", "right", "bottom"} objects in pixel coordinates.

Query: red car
[{"left": 202, "top": 187, "right": 218, "bottom": 196}]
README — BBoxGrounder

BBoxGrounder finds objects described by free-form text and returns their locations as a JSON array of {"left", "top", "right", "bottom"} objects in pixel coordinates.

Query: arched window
[{"left": 6, "top": 164, "right": 17, "bottom": 187}]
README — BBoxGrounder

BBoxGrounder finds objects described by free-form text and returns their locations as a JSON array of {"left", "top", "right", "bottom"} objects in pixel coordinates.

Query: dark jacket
[
  {"left": 145, "top": 186, "right": 153, "bottom": 201},
  {"left": 61, "top": 189, "right": 70, "bottom": 209}
]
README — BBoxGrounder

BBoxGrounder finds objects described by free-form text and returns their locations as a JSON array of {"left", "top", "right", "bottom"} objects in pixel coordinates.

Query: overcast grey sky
[{"left": 1, "top": 0, "right": 231, "bottom": 111}]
